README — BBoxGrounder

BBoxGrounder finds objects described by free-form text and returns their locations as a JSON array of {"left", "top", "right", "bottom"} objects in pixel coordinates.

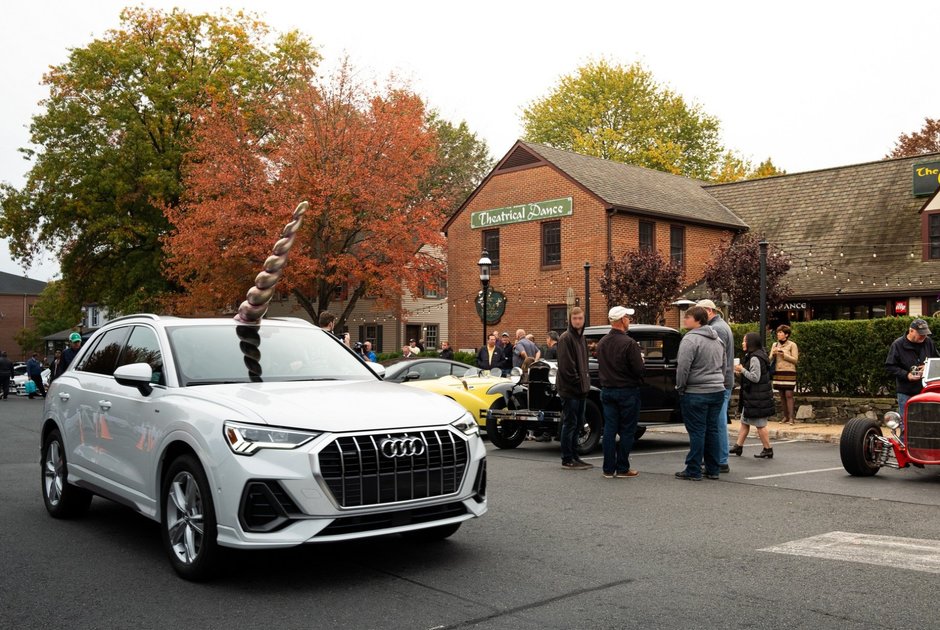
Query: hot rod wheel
[{"left": 839, "top": 417, "right": 884, "bottom": 477}]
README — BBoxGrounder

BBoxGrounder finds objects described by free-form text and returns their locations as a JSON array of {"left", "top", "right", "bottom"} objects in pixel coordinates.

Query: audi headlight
[
  {"left": 882, "top": 411, "right": 901, "bottom": 431},
  {"left": 452, "top": 413, "right": 480, "bottom": 436},
  {"left": 224, "top": 421, "right": 320, "bottom": 456}
]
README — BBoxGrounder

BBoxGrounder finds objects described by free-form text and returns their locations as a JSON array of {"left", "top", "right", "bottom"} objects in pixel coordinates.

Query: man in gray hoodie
[
  {"left": 698, "top": 299, "right": 734, "bottom": 473},
  {"left": 675, "top": 306, "right": 726, "bottom": 480}
]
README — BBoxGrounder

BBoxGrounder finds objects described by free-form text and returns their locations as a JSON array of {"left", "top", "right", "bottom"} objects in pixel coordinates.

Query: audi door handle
[
  {"left": 58, "top": 393, "right": 70, "bottom": 402},
  {"left": 98, "top": 400, "right": 112, "bottom": 411}
]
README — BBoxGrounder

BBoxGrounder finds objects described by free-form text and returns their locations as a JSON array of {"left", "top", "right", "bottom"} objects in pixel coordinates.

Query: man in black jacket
[
  {"left": 476, "top": 334, "right": 499, "bottom": 371},
  {"left": 596, "top": 306, "right": 644, "bottom": 478},
  {"left": 886, "top": 319, "right": 939, "bottom": 412},
  {"left": 557, "top": 307, "right": 592, "bottom": 470},
  {"left": 0, "top": 351, "right": 13, "bottom": 400}
]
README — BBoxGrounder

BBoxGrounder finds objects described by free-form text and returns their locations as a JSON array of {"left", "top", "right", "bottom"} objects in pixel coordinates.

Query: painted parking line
[
  {"left": 745, "top": 466, "right": 843, "bottom": 480},
  {"left": 583, "top": 440, "right": 804, "bottom": 461},
  {"left": 761, "top": 531, "right": 940, "bottom": 575}
]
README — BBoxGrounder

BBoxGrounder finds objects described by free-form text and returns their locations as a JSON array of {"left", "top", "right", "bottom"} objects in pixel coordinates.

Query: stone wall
[{"left": 730, "top": 394, "right": 896, "bottom": 424}]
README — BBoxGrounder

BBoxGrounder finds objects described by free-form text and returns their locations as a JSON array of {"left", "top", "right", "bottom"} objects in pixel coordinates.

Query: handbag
[{"left": 24, "top": 380, "right": 37, "bottom": 395}]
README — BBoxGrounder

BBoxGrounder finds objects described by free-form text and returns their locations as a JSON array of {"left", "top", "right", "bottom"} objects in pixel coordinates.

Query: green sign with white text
[{"left": 470, "top": 197, "right": 572, "bottom": 229}]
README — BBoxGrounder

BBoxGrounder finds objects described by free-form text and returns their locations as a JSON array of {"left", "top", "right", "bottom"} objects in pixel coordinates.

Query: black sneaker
[
  {"left": 574, "top": 458, "right": 594, "bottom": 468},
  {"left": 719, "top": 464, "right": 731, "bottom": 474},
  {"left": 705, "top": 473, "right": 720, "bottom": 480},
  {"left": 562, "top": 460, "right": 592, "bottom": 470},
  {"left": 675, "top": 471, "right": 702, "bottom": 481}
]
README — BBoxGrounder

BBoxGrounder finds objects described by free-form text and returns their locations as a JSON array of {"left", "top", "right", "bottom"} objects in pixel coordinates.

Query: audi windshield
[{"left": 166, "top": 323, "right": 374, "bottom": 385}]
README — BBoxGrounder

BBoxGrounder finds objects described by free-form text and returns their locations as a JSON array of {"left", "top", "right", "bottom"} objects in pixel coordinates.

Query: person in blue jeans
[
  {"left": 697, "top": 299, "right": 735, "bottom": 473},
  {"left": 674, "top": 306, "right": 727, "bottom": 480},
  {"left": 596, "top": 306, "right": 644, "bottom": 478}
]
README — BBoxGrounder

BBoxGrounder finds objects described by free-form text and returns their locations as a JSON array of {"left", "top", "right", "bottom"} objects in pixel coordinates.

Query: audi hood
[{"left": 173, "top": 379, "right": 469, "bottom": 432}]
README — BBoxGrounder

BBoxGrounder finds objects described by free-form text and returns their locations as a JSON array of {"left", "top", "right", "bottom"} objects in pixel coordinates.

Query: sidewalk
[{"left": 647, "top": 419, "right": 844, "bottom": 444}]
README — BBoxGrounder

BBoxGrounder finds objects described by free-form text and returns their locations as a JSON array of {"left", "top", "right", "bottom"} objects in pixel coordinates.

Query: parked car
[
  {"left": 841, "top": 357, "right": 940, "bottom": 476},
  {"left": 40, "top": 314, "right": 487, "bottom": 580},
  {"left": 485, "top": 324, "right": 684, "bottom": 454},
  {"left": 384, "top": 358, "right": 475, "bottom": 383},
  {"left": 404, "top": 367, "right": 511, "bottom": 425},
  {"left": 13, "top": 362, "right": 51, "bottom": 395}
]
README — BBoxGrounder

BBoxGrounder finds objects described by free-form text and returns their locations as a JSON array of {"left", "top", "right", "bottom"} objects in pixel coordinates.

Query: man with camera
[{"left": 886, "top": 319, "right": 939, "bottom": 412}]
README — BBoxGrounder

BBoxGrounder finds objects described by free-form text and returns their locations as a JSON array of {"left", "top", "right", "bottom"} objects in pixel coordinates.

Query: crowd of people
[{"left": 0, "top": 332, "right": 84, "bottom": 400}]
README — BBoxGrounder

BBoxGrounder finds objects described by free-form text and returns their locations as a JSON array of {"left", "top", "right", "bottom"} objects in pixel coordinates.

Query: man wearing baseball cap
[
  {"left": 696, "top": 299, "right": 734, "bottom": 473},
  {"left": 595, "top": 306, "right": 644, "bottom": 478},
  {"left": 55, "top": 332, "right": 83, "bottom": 380},
  {"left": 886, "top": 318, "right": 939, "bottom": 412}
]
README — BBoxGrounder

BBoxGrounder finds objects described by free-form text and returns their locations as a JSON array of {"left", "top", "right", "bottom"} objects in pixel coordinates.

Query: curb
[{"left": 648, "top": 423, "right": 842, "bottom": 445}]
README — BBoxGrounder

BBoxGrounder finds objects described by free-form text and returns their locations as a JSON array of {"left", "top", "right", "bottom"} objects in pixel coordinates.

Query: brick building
[
  {"left": 444, "top": 141, "right": 746, "bottom": 352},
  {"left": 0, "top": 271, "right": 47, "bottom": 360}
]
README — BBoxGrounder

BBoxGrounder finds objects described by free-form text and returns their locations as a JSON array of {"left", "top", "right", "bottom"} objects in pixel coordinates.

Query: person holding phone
[{"left": 886, "top": 319, "right": 939, "bottom": 412}]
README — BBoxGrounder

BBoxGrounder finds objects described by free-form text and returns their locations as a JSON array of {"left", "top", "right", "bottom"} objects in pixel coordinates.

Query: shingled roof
[
  {"left": 0, "top": 271, "right": 47, "bottom": 296},
  {"left": 705, "top": 153, "right": 940, "bottom": 299},
  {"left": 519, "top": 142, "right": 748, "bottom": 229}
]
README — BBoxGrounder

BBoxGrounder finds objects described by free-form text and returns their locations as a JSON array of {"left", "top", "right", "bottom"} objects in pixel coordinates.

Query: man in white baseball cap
[
  {"left": 595, "top": 305, "right": 643, "bottom": 478},
  {"left": 696, "top": 299, "right": 734, "bottom": 473}
]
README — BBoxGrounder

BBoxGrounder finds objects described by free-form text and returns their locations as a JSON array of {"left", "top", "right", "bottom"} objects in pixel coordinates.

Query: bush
[
  {"left": 729, "top": 317, "right": 940, "bottom": 396},
  {"left": 452, "top": 351, "right": 476, "bottom": 366}
]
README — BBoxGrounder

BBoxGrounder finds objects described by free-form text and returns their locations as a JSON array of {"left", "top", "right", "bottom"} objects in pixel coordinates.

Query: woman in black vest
[{"left": 730, "top": 332, "right": 776, "bottom": 459}]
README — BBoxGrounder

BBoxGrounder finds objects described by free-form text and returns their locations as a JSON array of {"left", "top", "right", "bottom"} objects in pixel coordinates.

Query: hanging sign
[
  {"left": 475, "top": 289, "right": 506, "bottom": 324},
  {"left": 470, "top": 197, "right": 572, "bottom": 229},
  {"left": 913, "top": 161, "right": 940, "bottom": 197}
]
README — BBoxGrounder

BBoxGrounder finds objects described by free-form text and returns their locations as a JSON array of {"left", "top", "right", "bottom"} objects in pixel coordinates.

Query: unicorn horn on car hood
[{"left": 233, "top": 201, "right": 309, "bottom": 325}]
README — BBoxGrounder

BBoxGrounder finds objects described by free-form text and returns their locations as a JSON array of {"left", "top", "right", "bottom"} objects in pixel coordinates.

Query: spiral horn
[{"left": 233, "top": 200, "right": 309, "bottom": 325}]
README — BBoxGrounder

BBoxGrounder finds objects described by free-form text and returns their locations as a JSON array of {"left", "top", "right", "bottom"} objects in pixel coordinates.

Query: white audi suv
[{"left": 40, "top": 314, "right": 487, "bottom": 579}]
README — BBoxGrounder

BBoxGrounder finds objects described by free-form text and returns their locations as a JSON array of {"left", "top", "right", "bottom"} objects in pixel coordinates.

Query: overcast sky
[{"left": 1, "top": 1, "right": 936, "bottom": 281}]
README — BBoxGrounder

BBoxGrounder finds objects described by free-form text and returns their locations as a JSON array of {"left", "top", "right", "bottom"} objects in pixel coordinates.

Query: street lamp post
[
  {"left": 583, "top": 262, "right": 591, "bottom": 328},
  {"left": 759, "top": 240, "right": 768, "bottom": 346},
  {"left": 478, "top": 250, "right": 491, "bottom": 350}
]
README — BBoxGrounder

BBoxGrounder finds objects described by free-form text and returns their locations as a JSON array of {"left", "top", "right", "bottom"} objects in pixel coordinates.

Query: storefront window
[
  {"left": 930, "top": 215, "right": 940, "bottom": 259},
  {"left": 871, "top": 304, "right": 887, "bottom": 318},
  {"left": 838, "top": 305, "right": 852, "bottom": 320}
]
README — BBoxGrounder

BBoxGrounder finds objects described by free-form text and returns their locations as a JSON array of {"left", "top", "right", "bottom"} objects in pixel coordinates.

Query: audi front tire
[
  {"left": 160, "top": 454, "right": 221, "bottom": 581},
  {"left": 401, "top": 522, "right": 462, "bottom": 542},
  {"left": 41, "top": 428, "right": 93, "bottom": 518}
]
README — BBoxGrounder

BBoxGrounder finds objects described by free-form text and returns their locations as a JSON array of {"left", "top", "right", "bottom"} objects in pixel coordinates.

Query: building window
[
  {"left": 541, "top": 221, "right": 561, "bottom": 266},
  {"left": 358, "top": 324, "right": 383, "bottom": 353},
  {"left": 639, "top": 221, "right": 655, "bottom": 251},
  {"left": 482, "top": 229, "right": 500, "bottom": 271},
  {"left": 548, "top": 305, "right": 568, "bottom": 333},
  {"left": 930, "top": 215, "right": 940, "bottom": 259},
  {"left": 422, "top": 277, "right": 446, "bottom": 299},
  {"left": 425, "top": 324, "right": 439, "bottom": 349},
  {"left": 670, "top": 225, "right": 685, "bottom": 268}
]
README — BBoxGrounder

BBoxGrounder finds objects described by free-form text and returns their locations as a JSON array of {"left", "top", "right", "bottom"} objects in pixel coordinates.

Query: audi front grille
[
  {"left": 318, "top": 430, "right": 469, "bottom": 508},
  {"left": 905, "top": 402, "right": 940, "bottom": 454}
]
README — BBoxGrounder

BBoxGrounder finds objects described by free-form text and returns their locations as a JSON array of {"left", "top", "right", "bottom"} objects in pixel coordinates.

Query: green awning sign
[
  {"left": 913, "top": 161, "right": 940, "bottom": 197},
  {"left": 470, "top": 197, "right": 572, "bottom": 229}
]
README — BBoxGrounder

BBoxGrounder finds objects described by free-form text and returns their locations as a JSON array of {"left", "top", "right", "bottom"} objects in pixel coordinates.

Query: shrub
[
  {"left": 452, "top": 351, "right": 477, "bottom": 366},
  {"left": 729, "top": 317, "right": 940, "bottom": 396}
]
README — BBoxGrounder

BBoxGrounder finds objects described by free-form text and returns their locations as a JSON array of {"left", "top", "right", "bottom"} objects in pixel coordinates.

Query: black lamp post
[
  {"left": 583, "top": 262, "right": 591, "bottom": 328},
  {"left": 478, "top": 250, "right": 491, "bottom": 350},
  {"left": 759, "top": 240, "right": 768, "bottom": 346}
]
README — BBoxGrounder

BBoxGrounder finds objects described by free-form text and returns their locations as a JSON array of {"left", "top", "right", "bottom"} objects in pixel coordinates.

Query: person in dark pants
[
  {"left": 557, "top": 307, "right": 592, "bottom": 470},
  {"left": 674, "top": 306, "right": 726, "bottom": 481},
  {"left": 499, "top": 333, "right": 514, "bottom": 377},
  {"left": 596, "top": 306, "right": 644, "bottom": 479},
  {"left": 57, "top": 333, "right": 83, "bottom": 378},
  {"left": 27, "top": 352, "right": 46, "bottom": 398},
  {"left": 885, "top": 318, "right": 939, "bottom": 412},
  {"left": 0, "top": 351, "right": 13, "bottom": 399}
]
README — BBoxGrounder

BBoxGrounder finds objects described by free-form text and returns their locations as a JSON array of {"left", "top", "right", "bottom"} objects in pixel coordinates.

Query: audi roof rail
[{"left": 100, "top": 313, "right": 163, "bottom": 325}]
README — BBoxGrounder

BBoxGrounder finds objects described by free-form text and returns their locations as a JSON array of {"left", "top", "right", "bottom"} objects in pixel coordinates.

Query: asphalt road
[{"left": 2, "top": 395, "right": 939, "bottom": 630}]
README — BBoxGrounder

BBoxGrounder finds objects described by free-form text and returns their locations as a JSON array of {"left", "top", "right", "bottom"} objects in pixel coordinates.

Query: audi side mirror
[{"left": 113, "top": 363, "right": 154, "bottom": 396}]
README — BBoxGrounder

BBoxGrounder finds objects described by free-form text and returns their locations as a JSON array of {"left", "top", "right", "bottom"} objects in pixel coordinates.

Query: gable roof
[
  {"left": 0, "top": 271, "right": 47, "bottom": 296},
  {"left": 705, "top": 152, "right": 940, "bottom": 299},
  {"left": 444, "top": 140, "right": 748, "bottom": 231}
]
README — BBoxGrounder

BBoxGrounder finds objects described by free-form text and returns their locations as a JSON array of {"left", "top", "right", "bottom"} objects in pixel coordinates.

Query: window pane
[
  {"left": 639, "top": 222, "right": 654, "bottom": 251},
  {"left": 118, "top": 326, "right": 164, "bottom": 384},
  {"left": 425, "top": 324, "right": 439, "bottom": 348},
  {"left": 79, "top": 327, "right": 130, "bottom": 376},
  {"left": 548, "top": 306, "right": 567, "bottom": 332},
  {"left": 483, "top": 229, "right": 500, "bottom": 270},
  {"left": 541, "top": 221, "right": 561, "bottom": 266},
  {"left": 670, "top": 226, "right": 685, "bottom": 267}
]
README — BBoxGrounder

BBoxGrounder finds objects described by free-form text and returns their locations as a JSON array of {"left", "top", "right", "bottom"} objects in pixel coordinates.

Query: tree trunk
[
  {"left": 336, "top": 284, "right": 367, "bottom": 332},
  {"left": 292, "top": 288, "right": 320, "bottom": 323}
]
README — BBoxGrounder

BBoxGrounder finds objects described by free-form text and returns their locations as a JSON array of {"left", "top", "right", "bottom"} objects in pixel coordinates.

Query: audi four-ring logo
[{"left": 380, "top": 436, "right": 426, "bottom": 458}]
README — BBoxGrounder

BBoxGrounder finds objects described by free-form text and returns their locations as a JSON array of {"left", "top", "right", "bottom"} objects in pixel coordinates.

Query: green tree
[
  {"left": 522, "top": 60, "right": 724, "bottom": 180},
  {"left": 425, "top": 113, "right": 492, "bottom": 212},
  {"left": 0, "top": 8, "right": 318, "bottom": 314},
  {"left": 13, "top": 280, "right": 83, "bottom": 355}
]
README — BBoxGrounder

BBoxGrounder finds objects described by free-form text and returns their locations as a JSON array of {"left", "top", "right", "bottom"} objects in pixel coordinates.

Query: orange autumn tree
[{"left": 164, "top": 65, "right": 447, "bottom": 328}]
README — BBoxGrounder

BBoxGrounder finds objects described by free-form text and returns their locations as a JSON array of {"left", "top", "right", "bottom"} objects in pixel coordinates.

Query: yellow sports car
[{"left": 404, "top": 367, "right": 512, "bottom": 426}]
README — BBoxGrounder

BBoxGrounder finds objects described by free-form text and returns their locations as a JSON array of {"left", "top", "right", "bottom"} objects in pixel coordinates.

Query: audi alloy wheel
[
  {"left": 41, "top": 428, "right": 92, "bottom": 518},
  {"left": 161, "top": 454, "right": 220, "bottom": 580}
]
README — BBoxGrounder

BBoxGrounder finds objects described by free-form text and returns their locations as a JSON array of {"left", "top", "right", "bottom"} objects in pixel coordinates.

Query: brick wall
[
  {"left": 447, "top": 165, "right": 735, "bottom": 351},
  {"left": 0, "top": 294, "right": 39, "bottom": 360}
]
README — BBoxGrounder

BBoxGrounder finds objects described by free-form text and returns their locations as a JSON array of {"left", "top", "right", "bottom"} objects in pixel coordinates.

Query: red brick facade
[
  {"left": 0, "top": 294, "right": 40, "bottom": 360},
  {"left": 446, "top": 162, "right": 734, "bottom": 351}
]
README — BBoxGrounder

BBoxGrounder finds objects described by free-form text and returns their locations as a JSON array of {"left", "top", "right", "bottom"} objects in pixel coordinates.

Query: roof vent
[{"left": 498, "top": 146, "right": 541, "bottom": 170}]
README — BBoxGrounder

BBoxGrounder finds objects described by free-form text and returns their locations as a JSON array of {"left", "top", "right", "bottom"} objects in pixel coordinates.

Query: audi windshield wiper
[{"left": 185, "top": 380, "right": 246, "bottom": 386}]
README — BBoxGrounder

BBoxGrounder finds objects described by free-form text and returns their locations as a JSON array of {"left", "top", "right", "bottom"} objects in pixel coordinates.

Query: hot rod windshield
[{"left": 166, "top": 324, "right": 373, "bottom": 385}]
